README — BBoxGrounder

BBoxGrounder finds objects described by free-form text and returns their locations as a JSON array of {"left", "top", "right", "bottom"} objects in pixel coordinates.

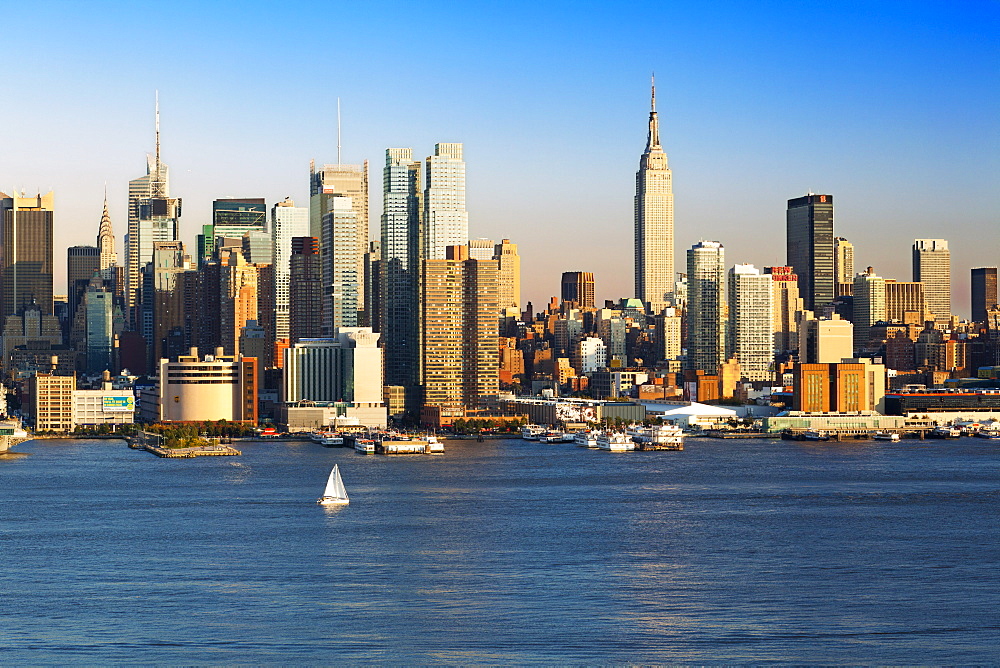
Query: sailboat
[{"left": 317, "top": 464, "right": 350, "bottom": 505}]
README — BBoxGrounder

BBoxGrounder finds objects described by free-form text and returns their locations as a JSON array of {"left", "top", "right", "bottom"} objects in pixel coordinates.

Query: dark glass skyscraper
[
  {"left": 561, "top": 272, "right": 595, "bottom": 309},
  {"left": 786, "top": 194, "right": 834, "bottom": 312},
  {"left": 972, "top": 267, "right": 998, "bottom": 324}
]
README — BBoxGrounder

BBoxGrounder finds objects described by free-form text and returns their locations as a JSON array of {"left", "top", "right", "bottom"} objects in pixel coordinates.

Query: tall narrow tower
[
  {"left": 125, "top": 94, "right": 177, "bottom": 328},
  {"left": 423, "top": 143, "right": 467, "bottom": 260},
  {"left": 635, "top": 77, "right": 674, "bottom": 314},
  {"left": 786, "top": 193, "right": 834, "bottom": 311},
  {"left": 912, "top": 239, "right": 951, "bottom": 323},
  {"left": 97, "top": 192, "right": 117, "bottom": 271}
]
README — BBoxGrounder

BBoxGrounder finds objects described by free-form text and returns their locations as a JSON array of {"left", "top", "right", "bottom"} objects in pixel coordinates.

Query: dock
[
  {"left": 703, "top": 430, "right": 775, "bottom": 439},
  {"left": 141, "top": 443, "right": 242, "bottom": 458}
]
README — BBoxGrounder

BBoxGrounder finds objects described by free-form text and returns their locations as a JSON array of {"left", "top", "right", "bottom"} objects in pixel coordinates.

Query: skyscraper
[
  {"left": 853, "top": 267, "right": 886, "bottom": 353},
  {"left": 141, "top": 241, "right": 191, "bottom": 366},
  {"left": 727, "top": 264, "right": 774, "bottom": 382},
  {"left": 686, "top": 241, "right": 726, "bottom": 373},
  {"left": 220, "top": 249, "right": 258, "bottom": 356},
  {"left": 834, "top": 237, "right": 854, "bottom": 286},
  {"left": 381, "top": 148, "right": 423, "bottom": 393},
  {"left": 971, "top": 267, "right": 998, "bottom": 324},
  {"left": 125, "top": 96, "right": 177, "bottom": 328},
  {"left": 212, "top": 198, "right": 266, "bottom": 238},
  {"left": 321, "top": 196, "right": 360, "bottom": 331},
  {"left": 912, "top": 239, "right": 951, "bottom": 323},
  {"left": 764, "top": 266, "right": 803, "bottom": 359},
  {"left": 288, "top": 237, "right": 324, "bottom": 344},
  {"left": 494, "top": 239, "right": 521, "bottom": 313},
  {"left": 0, "top": 191, "right": 55, "bottom": 317},
  {"left": 420, "top": 246, "right": 499, "bottom": 415},
  {"left": 423, "top": 143, "right": 468, "bottom": 260},
  {"left": 786, "top": 193, "right": 834, "bottom": 311},
  {"left": 97, "top": 194, "right": 117, "bottom": 271},
  {"left": 561, "top": 272, "right": 595, "bottom": 309},
  {"left": 271, "top": 198, "right": 309, "bottom": 341},
  {"left": 635, "top": 79, "right": 674, "bottom": 314},
  {"left": 310, "top": 160, "right": 369, "bottom": 317},
  {"left": 67, "top": 245, "right": 100, "bottom": 334}
]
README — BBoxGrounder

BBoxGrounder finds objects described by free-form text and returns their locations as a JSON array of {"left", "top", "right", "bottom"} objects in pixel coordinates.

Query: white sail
[{"left": 318, "top": 464, "right": 349, "bottom": 504}]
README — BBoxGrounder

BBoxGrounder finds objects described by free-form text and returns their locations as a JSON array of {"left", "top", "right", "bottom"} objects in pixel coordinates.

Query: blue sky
[{"left": 2, "top": 0, "right": 997, "bottom": 314}]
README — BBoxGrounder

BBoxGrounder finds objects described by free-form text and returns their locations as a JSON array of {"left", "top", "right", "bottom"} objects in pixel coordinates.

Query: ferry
[
  {"left": 801, "top": 430, "right": 829, "bottom": 441},
  {"left": 873, "top": 431, "right": 901, "bottom": 442},
  {"left": 425, "top": 435, "right": 445, "bottom": 453},
  {"left": 574, "top": 431, "right": 599, "bottom": 448},
  {"left": 539, "top": 431, "right": 575, "bottom": 443},
  {"left": 520, "top": 424, "right": 546, "bottom": 441},
  {"left": 353, "top": 438, "right": 376, "bottom": 454},
  {"left": 629, "top": 424, "right": 685, "bottom": 450},
  {"left": 0, "top": 419, "right": 29, "bottom": 454},
  {"left": 928, "top": 425, "right": 962, "bottom": 439},
  {"left": 976, "top": 428, "right": 1000, "bottom": 440},
  {"left": 310, "top": 431, "right": 344, "bottom": 447},
  {"left": 596, "top": 432, "right": 635, "bottom": 452}
]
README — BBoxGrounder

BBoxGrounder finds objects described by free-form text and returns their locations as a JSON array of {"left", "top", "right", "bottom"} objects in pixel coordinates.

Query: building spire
[
  {"left": 646, "top": 74, "right": 661, "bottom": 152},
  {"left": 151, "top": 91, "right": 166, "bottom": 197},
  {"left": 98, "top": 186, "right": 117, "bottom": 270}
]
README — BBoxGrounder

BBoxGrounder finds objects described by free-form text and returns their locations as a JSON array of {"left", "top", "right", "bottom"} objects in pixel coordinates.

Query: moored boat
[
  {"left": 873, "top": 431, "right": 901, "bottom": 441},
  {"left": 574, "top": 431, "right": 599, "bottom": 448},
  {"left": 520, "top": 424, "right": 545, "bottom": 441},
  {"left": 353, "top": 438, "right": 375, "bottom": 454},
  {"left": 928, "top": 425, "right": 962, "bottom": 439},
  {"left": 596, "top": 432, "right": 635, "bottom": 451},
  {"left": 630, "top": 424, "right": 685, "bottom": 450}
]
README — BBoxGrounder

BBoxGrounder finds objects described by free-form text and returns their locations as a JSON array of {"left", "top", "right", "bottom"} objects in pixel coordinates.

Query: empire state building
[{"left": 634, "top": 79, "right": 674, "bottom": 313}]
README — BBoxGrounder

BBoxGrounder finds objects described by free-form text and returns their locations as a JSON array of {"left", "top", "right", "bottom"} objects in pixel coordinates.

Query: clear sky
[{"left": 2, "top": 0, "right": 997, "bottom": 316}]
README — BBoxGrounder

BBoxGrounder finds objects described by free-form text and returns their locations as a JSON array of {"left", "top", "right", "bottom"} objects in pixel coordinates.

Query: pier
[{"left": 139, "top": 443, "right": 242, "bottom": 458}]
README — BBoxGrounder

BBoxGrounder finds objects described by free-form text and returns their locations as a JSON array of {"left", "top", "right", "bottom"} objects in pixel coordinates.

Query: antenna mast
[{"left": 337, "top": 97, "right": 342, "bottom": 165}]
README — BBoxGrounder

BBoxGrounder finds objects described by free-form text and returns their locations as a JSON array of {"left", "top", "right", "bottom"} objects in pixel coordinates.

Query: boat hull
[{"left": 317, "top": 497, "right": 349, "bottom": 505}]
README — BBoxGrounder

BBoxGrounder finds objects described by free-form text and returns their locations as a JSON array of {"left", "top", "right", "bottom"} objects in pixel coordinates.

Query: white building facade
[
  {"left": 423, "top": 143, "right": 468, "bottom": 260},
  {"left": 727, "top": 264, "right": 774, "bottom": 382},
  {"left": 271, "top": 198, "right": 309, "bottom": 340}
]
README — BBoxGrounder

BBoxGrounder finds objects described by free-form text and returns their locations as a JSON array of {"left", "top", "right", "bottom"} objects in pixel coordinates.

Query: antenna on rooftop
[{"left": 337, "top": 97, "right": 342, "bottom": 165}]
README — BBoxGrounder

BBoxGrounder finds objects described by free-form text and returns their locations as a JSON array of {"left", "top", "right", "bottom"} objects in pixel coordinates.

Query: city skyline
[{"left": 1, "top": 1, "right": 996, "bottom": 313}]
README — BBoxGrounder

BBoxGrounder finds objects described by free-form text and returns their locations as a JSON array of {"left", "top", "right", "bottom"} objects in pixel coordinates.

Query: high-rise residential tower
[
  {"left": 423, "top": 143, "right": 468, "bottom": 260},
  {"left": 381, "top": 148, "right": 423, "bottom": 396},
  {"left": 686, "top": 241, "right": 726, "bottom": 373},
  {"left": 972, "top": 267, "right": 998, "bottom": 324},
  {"left": 764, "top": 266, "right": 803, "bottom": 359},
  {"left": 271, "top": 198, "right": 309, "bottom": 341},
  {"left": 786, "top": 193, "right": 834, "bottom": 312},
  {"left": 420, "top": 246, "right": 499, "bottom": 415},
  {"left": 0, "top": 191, "right": 55, "bottom": 317},
  {"left": 727, "top": 264, "right": 774, "bottom": 382},
  {"left": 853, "top": 267, "right": 886, "bottom": 353},
  {"left": 912, "top": 239, "right": 951, "bottom": 323},
  {"left": 834, "top": 237, "right": 854, "bottom": 287},
  {"left": 635, "top": 79, "right": 674, "bottom": 314}
]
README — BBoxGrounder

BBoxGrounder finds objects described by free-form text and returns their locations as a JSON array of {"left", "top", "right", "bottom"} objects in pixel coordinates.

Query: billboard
[{"left": 102, "top": 396, "right": 135, "bottom": 412}]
